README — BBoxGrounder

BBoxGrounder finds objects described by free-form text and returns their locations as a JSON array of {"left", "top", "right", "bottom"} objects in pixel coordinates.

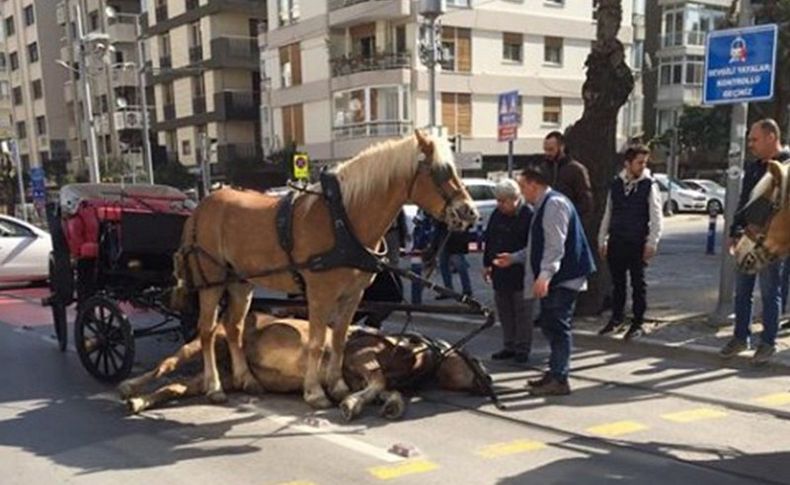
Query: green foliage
[
  {"left": 154, "top": 161, "right": 195, "bottom": 189},
  {"left": 676, "top": 105, "right": 731, "bottom": 154},
  {"left": 753, "top": 1, "right": 790, "bottom": 131}
]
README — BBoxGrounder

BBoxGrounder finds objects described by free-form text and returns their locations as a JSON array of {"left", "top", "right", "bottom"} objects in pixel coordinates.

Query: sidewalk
[{"left": 406, "top": 214, "right": 790, "bottom": 370}]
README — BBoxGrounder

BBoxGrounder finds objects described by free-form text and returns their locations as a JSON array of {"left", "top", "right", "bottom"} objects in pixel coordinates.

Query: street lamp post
[
  {"left": 73, "top": 4, "right": 102, "bottom": 183},
  {"left": 134, "top": 13, "right": 154, "bottom": 184},
  {"left": 419, "top": 0, "right": 446, "bottom": 130}
]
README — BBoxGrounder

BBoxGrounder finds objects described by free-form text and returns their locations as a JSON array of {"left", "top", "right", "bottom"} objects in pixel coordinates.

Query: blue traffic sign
[
  {"left": 498, "top": 90, "right": 520, "bottom": 142},
  {"left": 30, "top": 167, "right": 46, "bottom": 203},
  {"left": 704, "top": 24, "right": 777, "bottom": 105}
]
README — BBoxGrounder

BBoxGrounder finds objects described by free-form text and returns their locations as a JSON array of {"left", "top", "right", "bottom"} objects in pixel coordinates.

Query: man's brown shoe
[{"left": 528, "top": 378, "right": 571, "bottom": 396}]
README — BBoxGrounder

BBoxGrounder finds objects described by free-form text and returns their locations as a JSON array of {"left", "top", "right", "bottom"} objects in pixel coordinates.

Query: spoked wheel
[
  {"left": 75, "top": 295, "right": 135, "bottom": 383},
  {"left": 48, "top": 255, "right": 69, "bottom": 351}
]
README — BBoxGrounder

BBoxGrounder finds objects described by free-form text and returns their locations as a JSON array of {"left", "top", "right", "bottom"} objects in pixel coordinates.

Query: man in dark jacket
[
  {"left": 541, "top": 131, "right": 594, "bottom": 225},
  {"left": 483, "top": 179, "right": 533, "bottom": 363},
  {"left": 430, "top": 223, "right": 473, "bottom": 297},
  {"left": 720, "top": 119, "right": 789, "bottom": 364},
  {"left": 597, "top": 145, "right": 663, "bottom": 340},
  {"left": 493, "top": 166, "right": 596, "bottom": 396}
]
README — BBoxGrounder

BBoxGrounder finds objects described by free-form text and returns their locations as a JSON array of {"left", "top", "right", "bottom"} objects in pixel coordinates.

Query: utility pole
[
  {"left": 10, "top": 140, "right": 27, "bottom": 222},
  {"left": 709, "top": 0, "right": 753, "bottom": 325},
  {"left": 136, "top": 13, "right": 154, "bottom": 184},
  {"left": 200, "top": 132, "right": 211, "bottom": 198},
  {"left": 74, "top": 3, "right": 102, "bottom": 183},
  {"left": 666, "top": 127, "right": 676, "bottom": 216},
  {"left": 418, "top": 0, "right": 445, "bottom": 129}
]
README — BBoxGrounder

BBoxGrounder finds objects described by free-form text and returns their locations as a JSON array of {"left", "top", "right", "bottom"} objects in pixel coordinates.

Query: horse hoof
[
  {"left": 208, "top": 390, "right": 227, "bottom": 404},
  {"left": 340, "top": 397, "right": 362, "bottom": 422},
  {"left": 117, "top": 381, "right": 135, "bottom": 400},
  {"left": 126, "top": 397, "right": 146, "bottom": 414},
  {"left": 305, "top": 393, "right": 332, "bottom": 410},
  {"left": 380, "top": 396, "right": 405, "bottom": 420},
  {"left": 236, "top": 375, "right": 263, "bottom": 395},
  {"left": 329, "top": 380, "right": 351, "bottom": 402}
]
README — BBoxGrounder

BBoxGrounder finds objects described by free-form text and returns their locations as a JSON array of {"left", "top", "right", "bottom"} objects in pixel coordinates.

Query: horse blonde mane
[
  {"left": 334, "top": 133, "right": 456, "bottom": 207},
  {"left": 749, "top": 161, "right": 790, "bottom": 209}
]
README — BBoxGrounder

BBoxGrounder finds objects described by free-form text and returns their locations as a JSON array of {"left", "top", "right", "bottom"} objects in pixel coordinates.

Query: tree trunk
[{"left": 566, "top": 0, "right": 634, "bottom": 315}]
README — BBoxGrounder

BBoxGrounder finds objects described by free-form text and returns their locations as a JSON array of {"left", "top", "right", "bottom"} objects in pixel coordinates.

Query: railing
[
  {"left": 661, "top": 31, "right": 706, "bottom": 48},
  {"left": 215, "top": 91, "right": 259, "bottom": 119},
  {"left": 159, "top": 55, "right": 172, "bottom": 68},
  {"left": 329, "top": 0, "right": 382, "bottom": 11},
  {"left": 192, "top": 96, "right": 206, "bottom": 114},
  {"left": 155, "top": 5, "right": 168, "bottom": 22},
  {"left": 217, "top": 143, "right": 261, "bottom": 163},
  {"left": 189, "top": 45, "right": 203, "bottom": 63},
  {"left": 330, "top": 51, "right": 410, "bottom": 77},
  {"left": 210, "top": 37, "right": 259, "bottom": 65},
  {"left": 332, "top": 120, "right": 412, "bottom": 140},
  {"left": 163, "top": 104, "right": 176, "bottom": 121}
]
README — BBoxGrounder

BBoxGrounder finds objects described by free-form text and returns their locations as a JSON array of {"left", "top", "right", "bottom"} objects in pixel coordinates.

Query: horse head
[
  {"left": 409, "top": 130, "right": 479, "bottom": 231},
  {"left": 435, "top": 348, "right": 493, "bottom": 396},
  {"left": 733, "top": 160, "right": 790, "bottom": 273}
]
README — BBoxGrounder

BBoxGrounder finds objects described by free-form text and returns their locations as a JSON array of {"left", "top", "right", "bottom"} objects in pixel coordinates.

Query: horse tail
[{"left": 170, "top": 213, "right": 196, "bottom": 313}]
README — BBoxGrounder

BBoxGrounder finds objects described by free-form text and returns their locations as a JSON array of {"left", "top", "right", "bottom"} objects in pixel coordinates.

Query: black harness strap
[{"left": 275, "top": 191, "right": 307, "bottom": 293}]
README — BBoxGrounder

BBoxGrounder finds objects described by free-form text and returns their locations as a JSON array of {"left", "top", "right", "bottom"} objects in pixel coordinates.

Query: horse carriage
[{"left": 44, "top": 183, "right": 197, "bottom": 383}]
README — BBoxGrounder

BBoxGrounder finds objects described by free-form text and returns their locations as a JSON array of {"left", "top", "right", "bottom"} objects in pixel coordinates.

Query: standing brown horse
[
  {"left": 733, "top": 160, "right": 790, "bottom": 273},
  {"left": 172, "top": 131, "right": 478, "bottom": 408}
]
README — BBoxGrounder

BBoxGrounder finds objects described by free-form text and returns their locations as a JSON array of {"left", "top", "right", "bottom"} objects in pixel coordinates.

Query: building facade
[
  {"left": 143, "top": 0, "right": 265, "bottom": 174},
  {"left": 1, "top": 0, "right": 70, "bottom": 171},
  {"left": 643, "top": 0, "right": 730, "bottom": 139},
  {"left": 260, "top": 0, "right": 639, "bottom": 167}
]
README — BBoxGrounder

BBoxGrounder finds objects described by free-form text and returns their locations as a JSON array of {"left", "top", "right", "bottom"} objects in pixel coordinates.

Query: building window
[
  {"left": 502, "top": 32, "right": 523, "bottom": 63},
  {"left": 5, "top": 16, "right": 14, "bottom": 36},
  {"left": 27, "top": 42, "right": 38, "bottom": 63},
  {"left": 441, "top": 27, "right": 471, "bottom": 72},
  {"left": 278, "top": 0, "right": 300, "bottom": 26},
  {"left": 333, "top": 85, "right": 410, "bottom": 132},
  {"left": 632, "top": 40, "right": 644, "bottom": 71},
  {"left": 662, "top": 5, "right": 725, "bottom": 48},
  {"left": 279, "top": 43, "right": 301, "bottom": 87},
  {"left": 685, "top": 55, "right": 705, "bottom": 85},
  {"left": 12, "top": 86, "right": 22, "bottom": 105},
  {"left": 182, "top": 140, "right": 191, "bottom": 156},
  {"left": 35, "top": 116, "right": 46, "bottom": 135},
  {"left": 542, "top": 97, "right": 562, "bottom": 125},
  {"left": 394, "top": 25, "right": 407, "bottom": 54},
  {"left": 23, "top": 5, "right": 34, "bottom": 26},
  {"left": 192, "top": 74, "right": 205, "bottom": 98},
  {"left": 282, "top": 103, "right": 304, "bottom": 145},
  {"left": 442, "top": 92, "right": 472, "bottom": 136},
  {"left": 31, "top": 79, "right": 42, "bottom": 99},
  {"left": 159, "top": 33, "right": 171, "bottom": 67},
  {"left": 544, "top": 36, "right": 563, "bottom": 65},
  {"left": 16, "top": 121, "right": 26, "bottom": 139},
  {"left": 447, "top": 0, "right": 471, "bottom": 6},
  {"left": 0, "top": 53, "right": 5, "bottom": 70},
  {"left": 0, "top": 81, "right": 9, "bottom": 100},
  {"left": 659, "top": 56, "right": 683, "bottom": 86},
  {"left": 89, "top": 10, "right": 99, "bottom": 31},
  {"left": 9, "top": 52, "right": 18, "bottom": 71}
]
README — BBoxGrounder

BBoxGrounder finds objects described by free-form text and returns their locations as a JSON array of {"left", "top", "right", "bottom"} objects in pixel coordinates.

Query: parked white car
[
  {"left": 653, "top": 173, "right": 708, "bottom": 213},
  {"left": 681, "top": 178, "right": 726, "bottom": 214},
  {"left": 0, "top": 214, "right": 51, "bottom": 284}
]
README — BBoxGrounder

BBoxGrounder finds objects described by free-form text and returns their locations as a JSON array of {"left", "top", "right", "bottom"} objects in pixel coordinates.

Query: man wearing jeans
[
  {"left": 720, "top": 119, "right": 789, "bottom": 364},
  {"left": 494, "top": 166, "right": 596, "bottom": 396}
]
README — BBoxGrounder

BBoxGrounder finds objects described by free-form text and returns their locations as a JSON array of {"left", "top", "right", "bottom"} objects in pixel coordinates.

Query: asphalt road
[{"left": 2, "top": 284, "right": 790, "bottom": 484}]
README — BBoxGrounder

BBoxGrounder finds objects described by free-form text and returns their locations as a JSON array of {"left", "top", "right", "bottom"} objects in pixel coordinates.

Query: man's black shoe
[
  {"left": 513, "top": 352, "right": 530, "bottom": 364},
  {"left": 598, "top": 320, "right": 622, "bottom": 336},
  {"left": 624, "top": 324, "right": 644, "bottom": 341},
  {"left": 526, "top": 372, "right": 552, "bottom": 388},
  {"left": 491, "top": 349, "right": 515, "bottom": 360}
]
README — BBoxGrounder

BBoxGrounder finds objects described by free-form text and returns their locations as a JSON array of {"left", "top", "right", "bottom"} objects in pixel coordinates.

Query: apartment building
[
  {"left": 57, "top": 0, "right": 146, "bottom": 181},
  {"left": 144, "top": 0, "right": 265, "bottom": 174},
  {"left": 260, "top": 0, "right": 639, "bottom": 166},
  {"left": 643, "top": 0, "right": 730, "bottom": 138},
  {"left": 0, "top": 24, "right": 13, "bottom": 140},
  {"left": 1, "top": 0, "right": 70, "bottom": 171}
]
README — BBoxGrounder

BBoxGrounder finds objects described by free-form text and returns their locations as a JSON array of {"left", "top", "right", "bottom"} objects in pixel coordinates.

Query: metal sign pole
[
  {"left": 10, "top": 140, "right": 28, "bottom": 222},
  {"left": 507, "top": 139, "right": 514, "bottom": 178}
]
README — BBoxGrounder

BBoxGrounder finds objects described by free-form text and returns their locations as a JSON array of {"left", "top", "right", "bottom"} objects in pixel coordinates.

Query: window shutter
[
  {"left": 442, "top": 93, "right": 456, "bottom": 134},
  {"left": 283, "top": 105, "right": 293, "bottom": 144},
  {"left": 456, "top": 28, "right": 471, "bottom": 72},
  {"left": 457, "top": 93, "right": 471, "bottom": 136},
  {"left": 294, "top": 104, "right": 304, "bottom": 145},
  {"left": 290, "top": 43, "right": 302, "bottom": 85}
]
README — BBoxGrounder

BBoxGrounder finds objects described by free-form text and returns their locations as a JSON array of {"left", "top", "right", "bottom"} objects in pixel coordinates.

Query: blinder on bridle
[
  {"left": 408, "top": 150, "right": 465, "bottom": 212},
  {"left": 734, "top": 168, "right": 788, "bottom": 274}
]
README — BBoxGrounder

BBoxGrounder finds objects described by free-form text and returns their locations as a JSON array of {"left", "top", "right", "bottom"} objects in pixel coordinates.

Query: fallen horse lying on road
[{"left": 119, "top": 312, "right": 492, "bottom": 421}]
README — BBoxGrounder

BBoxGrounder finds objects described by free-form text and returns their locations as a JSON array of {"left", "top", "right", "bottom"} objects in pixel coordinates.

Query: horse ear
[
  {"left": 768, "top": 160, "right": 784, "bottom": 187},
  {"left": 414, "top": 130, "right": 433, "bottom": 156}
]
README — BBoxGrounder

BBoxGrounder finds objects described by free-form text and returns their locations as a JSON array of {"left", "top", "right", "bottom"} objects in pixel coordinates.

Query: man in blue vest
[
  {"left": 493, "top": 166, "right": 596, "bottom": 396},
  {"left": 597, "top": 145, "right": 663, "bottom": 340}
]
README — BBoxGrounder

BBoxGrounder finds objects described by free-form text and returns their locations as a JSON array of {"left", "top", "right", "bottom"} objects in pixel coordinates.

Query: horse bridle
[
  {"left": 735, "top": 167, "right": 789, "bottom": 273},
  {"left": 407, "top": 151, "right": 466, "bottom": 215}
]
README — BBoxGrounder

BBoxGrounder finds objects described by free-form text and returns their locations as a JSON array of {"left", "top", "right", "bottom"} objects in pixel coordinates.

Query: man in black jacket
[
  {"left": 597, "top": 145, "right": 663, "bottom": 340},
  {"left": 483, "top": 179, "right": 533, "bottom": 363},
  {"left": 720, "top": 119, "right": 789, "bottom": 364},
  {"left": 541, "top": 131, "right": 594, "bottom": 226}
]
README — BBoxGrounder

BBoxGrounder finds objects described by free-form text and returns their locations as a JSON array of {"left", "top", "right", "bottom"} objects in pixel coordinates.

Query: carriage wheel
[
  {"left": 75, "top": 295, "right": 135, "bottom": 383},
  {"left": 48, "top": 254, "right": 69, "bottom": 352}
]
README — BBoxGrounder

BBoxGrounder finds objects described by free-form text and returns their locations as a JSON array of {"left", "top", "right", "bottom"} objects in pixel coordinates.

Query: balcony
[
  {"left": 114, "top": 108, "right": 144, "bottom": 130},
  {"left": 661, "top": 31, "right": 707, "bottom": 49},
  {"left": 107, "top": 16, "right": 137, "bottom": 43},
  {"left": 189, "top": 45, "right": 203, "bottom": 63},
  {"left": 155, "top": 5, "right": 168, "bottom": 23},
  {"left": 186, "top": 0, "right": 200, "bottom": 9},
  {"left": 159, "top": 55, "right": 172, "bottom": 68},
  {"left": 217, "top": 143, "right": 261, "bottom": 164},
  {"left": 209, "top": 37, "right": 259, "bottom": 69},
  {"left": 328, "top": 0, "right": 410, "bottom": 27},
  {"left": 332, "top": 120, "right": 412, "bottom": 140},
  {"left": 163, "top": 104, "right": 176, "bottom": 121},
  {"left": 330, "top": 51, "right": 410, "bottom": 77},
  {"left": 111, "top": 65, "right": 138, "bottom": 88},
  {"left": 214, "top": 91, "right": 259, "bottom": 120},
  {"left": 193, "top": 96, "right": 206, "bottom": 115}
]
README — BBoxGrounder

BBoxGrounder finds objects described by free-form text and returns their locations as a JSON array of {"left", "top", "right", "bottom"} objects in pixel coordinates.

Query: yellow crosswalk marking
[
  {"left": 476, "top": 439, "right": 547, "bottom": 459},
  {"left": 369, "top": 459, "right": 439, "bottom": 480},
  {"left": 662, "top": 408, "right": 728, "bottom": 423},
  {"left": 587, "top": 420, "right": 648, "bottom": 437},
  {"left": 271, "top": 481, "right": 316, "bottom": 485},
  {"left": 752, "top": 392, "right": 790, "bottom": 406}
]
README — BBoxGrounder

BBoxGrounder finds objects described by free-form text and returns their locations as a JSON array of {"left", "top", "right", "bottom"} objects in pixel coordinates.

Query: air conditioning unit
[
  {"left": 56, "top": 3, "right": 67, "bottom": 25},
  {"left": 114, "top": 110, "right": 143, "bottom": 130},
  {"left": 291, "top": 4, "right": 300, "bottom": 20}
]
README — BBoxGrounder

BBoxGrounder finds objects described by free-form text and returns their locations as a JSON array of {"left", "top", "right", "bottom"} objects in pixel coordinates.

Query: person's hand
[
  {"left": 483, "top": 267, "right": 492, "bottom": 284},
  {"left": 643, "top": 245, "right": 656, "bottom": 262},
  {"left": 599, "top": 243, "right": 607, "bottom": 259},
  {"left": 492, "top": 253, "right": 513, "bottom": 268},
  {"left": 533, "top": 277, "right": 550, "bottom": 299},
  {"left": 728, "top": 237, "right": 739, "bottom": 255}
]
